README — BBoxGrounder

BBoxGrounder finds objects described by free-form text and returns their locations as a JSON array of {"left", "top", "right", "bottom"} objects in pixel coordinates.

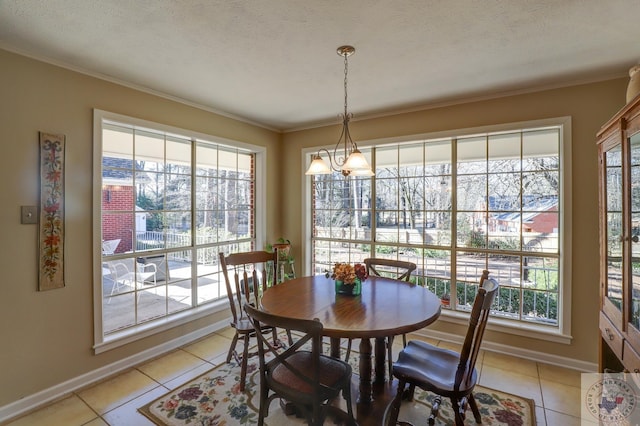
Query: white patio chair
[
  {"left": 101, "top": 239, "right": 121, "bottom": 256},
  {"left": 106, "top": 261, "right": 157, "bottom": 303}
]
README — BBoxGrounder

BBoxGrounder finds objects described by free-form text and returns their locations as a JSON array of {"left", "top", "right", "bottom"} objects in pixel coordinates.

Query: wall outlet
[{"left": 21, "top": 206, "right": 37, "bottom": 224}]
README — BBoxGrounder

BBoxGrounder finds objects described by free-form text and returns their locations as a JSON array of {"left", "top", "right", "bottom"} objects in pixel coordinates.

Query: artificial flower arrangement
[{"left": 331, "top": 262, "right": 368, "bottom": 285}]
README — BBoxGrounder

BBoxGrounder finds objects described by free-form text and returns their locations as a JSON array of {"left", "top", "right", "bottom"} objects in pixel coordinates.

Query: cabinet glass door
[
  {"left": 630, "top": 133, "right": 640, "bottom": 329},
  {"left": 606, "top": 144, "right": 624, "bottom": 313}
]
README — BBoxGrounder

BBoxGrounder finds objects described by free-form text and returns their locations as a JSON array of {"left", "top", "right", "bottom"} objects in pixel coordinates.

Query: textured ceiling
[{"left": 1, "top": 0, "right": 640, "bottom": 131}]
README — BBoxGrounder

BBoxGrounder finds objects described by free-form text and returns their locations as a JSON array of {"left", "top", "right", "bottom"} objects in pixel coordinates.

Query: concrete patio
[{"left": 101, "top": 259, "right": 225, "bottom": 334}]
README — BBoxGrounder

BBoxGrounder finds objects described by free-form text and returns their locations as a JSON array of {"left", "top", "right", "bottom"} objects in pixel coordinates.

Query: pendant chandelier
[{"left": 305, "top": 45, "right": 374, "bottom": 177}]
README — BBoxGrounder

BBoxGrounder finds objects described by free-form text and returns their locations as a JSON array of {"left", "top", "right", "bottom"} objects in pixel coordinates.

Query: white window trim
[
  {"left": 93, "top": 109, "right": 267, "bottom": 353},
  {"left": 301, "top": 116, "right": 572, "bottom": 344}
]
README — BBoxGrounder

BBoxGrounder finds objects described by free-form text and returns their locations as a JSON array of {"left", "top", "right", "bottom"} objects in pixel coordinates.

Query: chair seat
[
  {"left": 233, "top": 318, "right": 273, "bottom": 334},
  {"left": 393, "top": 340, "right": 477, "bottom": 396},
  {"left": 268, "top": 351, "right": 351, "bottom": 400}
]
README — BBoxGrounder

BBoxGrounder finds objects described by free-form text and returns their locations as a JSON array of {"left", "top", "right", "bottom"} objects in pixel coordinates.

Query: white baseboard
[
  {"left": 0, "top": 318, "right": 229, "bottom": 423},
  {"left": 417, "top": 328, "right": 598, "bottom": 372}
]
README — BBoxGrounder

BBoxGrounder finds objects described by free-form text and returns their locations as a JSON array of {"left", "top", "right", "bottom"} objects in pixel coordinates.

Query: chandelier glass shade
[{"left": 305, "top": 45, "right": 374, "bottom": 177}]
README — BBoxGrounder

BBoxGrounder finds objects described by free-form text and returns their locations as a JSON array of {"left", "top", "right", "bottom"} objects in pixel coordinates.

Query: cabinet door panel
[
  {"left": 605, "top": 144, "right": 624, "bottom": 315},
  {"left": 630, "top": 133, "right": 640, "bottom": 330}
]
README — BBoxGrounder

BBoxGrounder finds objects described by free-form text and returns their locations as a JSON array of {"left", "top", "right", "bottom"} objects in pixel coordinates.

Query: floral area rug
[{"left": 139, "top": 338, "right": 535, "bottom": 425}]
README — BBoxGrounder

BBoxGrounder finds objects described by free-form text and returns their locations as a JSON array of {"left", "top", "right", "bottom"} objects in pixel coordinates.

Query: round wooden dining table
[{"left": 260, "top": 274, "right": 441, "bottom": 407}]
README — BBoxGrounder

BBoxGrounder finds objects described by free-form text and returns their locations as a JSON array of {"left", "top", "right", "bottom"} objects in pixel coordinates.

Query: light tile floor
[{"left": 3, "top": 329, "right": 585, "bottom": 425}]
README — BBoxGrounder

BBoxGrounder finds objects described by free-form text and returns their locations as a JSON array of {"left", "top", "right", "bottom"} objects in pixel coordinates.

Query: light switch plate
[{"left": 21, "top": 206, "right": 37, "bottom": 224}]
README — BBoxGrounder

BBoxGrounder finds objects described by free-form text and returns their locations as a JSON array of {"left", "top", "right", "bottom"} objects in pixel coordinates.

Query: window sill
[
  {"left": 436, "top": 309, "right": 572, "bottom": 344},
  {"left": 93, "top": 299, "right": 228, "bottom": 354}
]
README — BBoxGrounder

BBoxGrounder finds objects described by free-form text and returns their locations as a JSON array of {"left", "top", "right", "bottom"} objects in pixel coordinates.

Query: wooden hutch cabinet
[{"left": 598, "top": 94, "right": 640, "bottom": 372}]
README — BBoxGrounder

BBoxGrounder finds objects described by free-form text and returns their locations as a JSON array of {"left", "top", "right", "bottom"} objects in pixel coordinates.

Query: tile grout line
[{"left": 535, "top": 362, "right": 548, "bottom": 425}]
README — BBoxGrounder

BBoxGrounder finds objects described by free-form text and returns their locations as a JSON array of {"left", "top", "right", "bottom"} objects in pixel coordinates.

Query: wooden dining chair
[
  {"left": 387, "top": 270, "right": 498, "bottom": 426},
  {"left": 218, "top": 250, "right": 292, "bottom": 391},
  {"left": 244, "top": 303, "right": 356, "bottom": 426},
  {"left": 344, "top": 257, "right": 417, "bottom": 378}
]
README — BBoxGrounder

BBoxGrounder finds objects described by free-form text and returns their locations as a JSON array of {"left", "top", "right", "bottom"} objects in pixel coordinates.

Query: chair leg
[
  {"left": 311, "top": 400, "right": 324, "bottom": 426},
  {"left": 239, "top": 334, "right": 250, "bottom": 391},
  {"left": 107, "top": 278, "right": 124, "bottom": 304},
  {"left": 345, "top": 338, "right": 352, "bottom": 362},
  {"left": 226, "top": 332, "right": 239, "bottom": 363},
  {"left": 257, "top": 380, "right": 268, "bottom": 426},
  {"left": 450, "top": 397, "right": 465, "bottom": 426},
  {"left": 404, "top": 384, "right": 416, "bottom": 401},
  {"left": 270, "top": 328, "right": 291, "bottom": 349},
  {"left": 428, "top": 396, "right": 442, "bottom": 425},
  {"left": 342, "top": 381, "right": 354, "bottom": 421},
  {"left": 387, "top": 335, "right": 394, "bottom": 380},
  {"left": 468, "top": 393, "right": 482, "bottom": 423},
  {"left": 387, "top": 379, "right": 406, "bottom": 425}
]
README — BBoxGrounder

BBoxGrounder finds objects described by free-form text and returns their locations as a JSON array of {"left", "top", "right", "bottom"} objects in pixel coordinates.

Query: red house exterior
[{"left": 102, "top": 184, "right": 135, "bottom": 253}]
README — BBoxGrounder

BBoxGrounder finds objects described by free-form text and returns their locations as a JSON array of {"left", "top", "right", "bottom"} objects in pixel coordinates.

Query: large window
[
  {"left": 308, "top": 119, "right": 570, "bottom": 340},
  {"left": 94, "top": 110, "right": 262, "bottom": 350}
]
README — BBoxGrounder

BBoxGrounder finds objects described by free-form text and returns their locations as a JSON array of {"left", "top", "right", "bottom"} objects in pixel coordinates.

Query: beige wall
[
  {"left": 0, "top": 44, "right": 630, "bottom": 409},
  {"left": 0, "top": 49, "right": 281, "bottom": 407},
  {"left": 282, "top": 78, "right": 629, "bottom": 364}
]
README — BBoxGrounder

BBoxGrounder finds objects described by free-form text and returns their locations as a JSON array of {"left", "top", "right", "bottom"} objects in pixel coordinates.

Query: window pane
[
  {"left": 376, "top": 178, "right": 399, "bottom": 209},
  {"left": 376, "top": 145, "right": 398, "bottom": 175},
  {"left": 424, "top": 176, "right": 451, "bottom": 211},
  {"left": 313, "top": 239, "right": 332, "bottom": 274},
  {"left": 237, "top": 152, "right": 253, "bottom": 180},
  {"left": 456, "top": 251, "right": 487, "bottom": 283},
  {"left": 488, "top": 217, "right": 521, "bottom": 251},
  {"left": 195, "top": 176, "right": 218, "bottom": 210},
  {"left": 399, "top": 144, "right": 424, "bottom": 176},
  {"left": 135, "top": 131, "right": 164, "bottom": 172},
  {"left": 103, "top": 125, "right": 133, "bottom": 157},
  {"left": 489, "top": 133, "right": 521, "bottom": 172},
  {"left": 166, "top": 136, "right": 191, "bottom": 174},
  {"left": 488, "top": 173, "right": 521, "bottom": 211},
  {"left": 165, "top": 173, "right": 191, "bottom": 210},
  {"left": 219, "top": 149, "right": 237, "bottom": 174},
  {"left": 425, "top": 140, "right": 451, "bottom": 175},
  {"left": 457, "top": 136, "right": 486, "bottom": 174},
  {"left": 421, "top": 250, "right": 452, "bottom": 299},
  {"left": 523, "top": 289, "right": 558, "bottom": 324},
  {"left": 457, "top": 175, "right": 486, "bottom": 211},
  {"left": 103, "top": 212, "right": 135, "bottom": 252},
  {"left": 457, "top": 212, "right": 487, "bottom": 249},
  {"left": 196, "top": 248, "right": 221, "bottom": 304},
  {"left": 196, "top": 142, "right": 218, "bottom": 176},
  {"left": 522, "top": 128, "right": 559, "bottom": 171}
]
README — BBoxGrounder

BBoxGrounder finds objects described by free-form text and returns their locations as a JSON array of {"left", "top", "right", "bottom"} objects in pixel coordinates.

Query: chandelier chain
[{"left": 343, "top": 51, "right": 349, "bottom": 118}]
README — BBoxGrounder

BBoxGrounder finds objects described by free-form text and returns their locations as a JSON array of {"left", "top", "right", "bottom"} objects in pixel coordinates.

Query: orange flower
[{"left": 331, "top": 263, "right": 367, "bottom": 284}]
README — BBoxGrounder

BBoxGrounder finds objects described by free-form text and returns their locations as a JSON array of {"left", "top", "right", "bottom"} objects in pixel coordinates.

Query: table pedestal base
[{"left": 329, "top": 336, "right": 389, "bottom": 404}]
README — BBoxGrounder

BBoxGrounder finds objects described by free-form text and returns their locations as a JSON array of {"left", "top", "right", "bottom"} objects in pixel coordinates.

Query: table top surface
[{"left": 260, "top": 275, "right": 442, "bottom": 339}]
